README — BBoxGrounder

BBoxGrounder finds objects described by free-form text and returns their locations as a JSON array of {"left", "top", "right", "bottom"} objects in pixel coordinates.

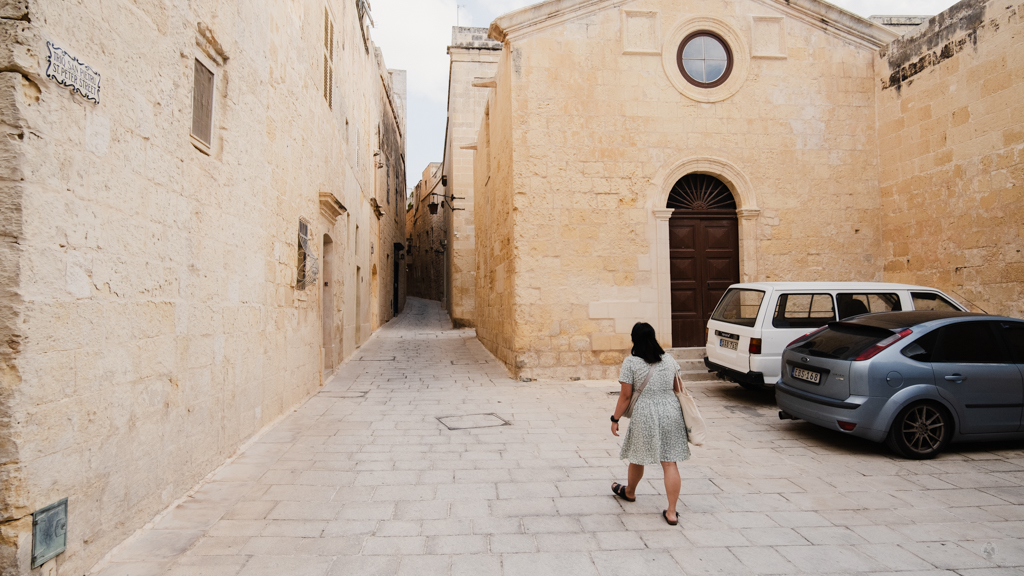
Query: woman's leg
[
  {"left": 626, "top": 463, "right": 644, "bottom": 499},
  {"left": 661, "top": 461, "right": 680, "bottom": 521}
]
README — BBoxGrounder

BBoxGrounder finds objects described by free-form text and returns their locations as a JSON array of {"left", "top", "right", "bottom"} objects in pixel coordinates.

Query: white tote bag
[{"left": 674, "top": 373, "right": 707, "bottom": 446}]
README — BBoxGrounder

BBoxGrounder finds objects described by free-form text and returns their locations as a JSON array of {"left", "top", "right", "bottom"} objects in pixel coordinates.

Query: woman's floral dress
[{"left": 618, "top": 354, "right": 690, "bottom": 465}]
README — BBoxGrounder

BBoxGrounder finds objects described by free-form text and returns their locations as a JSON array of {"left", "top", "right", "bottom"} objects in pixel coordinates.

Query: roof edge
[
  {"left": 489, "top": 0, "right": 629, "bottom": 42},
  {"left": 488, "top": 0, "right": 899, "bottom": 48},
  {"left": 759, "top": 0, "right": 898, "bottom": 48}
]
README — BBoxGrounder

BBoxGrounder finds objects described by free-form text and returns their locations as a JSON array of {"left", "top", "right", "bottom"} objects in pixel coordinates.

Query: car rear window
[
  {"left": 772, "top": 293, "right": 835, "bottom": 329},
  {"left": 790, "top": 323, "right": 894, "bottom": 360},
  {"left": 711, "top": 289, "right": 764, "bottom": 327},
  {"left": 911, "top": 292, "right": 959, "bottom": 311}
]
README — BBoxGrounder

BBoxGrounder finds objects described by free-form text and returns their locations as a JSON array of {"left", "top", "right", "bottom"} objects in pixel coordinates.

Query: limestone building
[
  {"left": 470, "top": 0, "right": 1022, "bottom": 379},
  {"left": 0, "top": 0, "right": 404, "bottom": 572},
  {"left": 437, "top": 27, "right": 502, "bottom": 326},
  {"left": 408, "top": 163, "right": 447, "bottom": 302}
]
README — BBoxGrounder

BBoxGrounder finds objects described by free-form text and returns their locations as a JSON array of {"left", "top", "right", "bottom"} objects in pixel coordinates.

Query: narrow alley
[{"left": 94, "top": 298, "right": 1024, "bottom": 576}]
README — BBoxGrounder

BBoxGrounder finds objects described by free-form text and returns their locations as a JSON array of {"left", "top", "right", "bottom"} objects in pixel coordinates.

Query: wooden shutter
[{"left": 192, "top": 59, "right": 214, "bottom": 146}]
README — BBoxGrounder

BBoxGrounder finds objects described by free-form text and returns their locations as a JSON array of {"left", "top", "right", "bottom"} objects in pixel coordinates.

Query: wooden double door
[{"left": 669, "top": 212, "right": 739, "bottom": 348}]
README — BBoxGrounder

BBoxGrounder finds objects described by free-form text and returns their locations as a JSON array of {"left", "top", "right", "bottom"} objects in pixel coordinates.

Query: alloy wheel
[{"left": 888, "top": 402, "right": 951, "bottom": 459}]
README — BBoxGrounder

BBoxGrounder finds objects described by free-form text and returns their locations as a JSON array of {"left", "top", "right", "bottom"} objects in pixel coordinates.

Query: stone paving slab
[{"left": 92, "top": 298, "right": 1024, "bottom": 575}]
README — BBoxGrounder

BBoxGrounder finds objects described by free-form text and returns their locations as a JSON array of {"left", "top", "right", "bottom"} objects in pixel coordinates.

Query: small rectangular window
[
  {"left": 191, "top": 59, "right": 215, "bottom": 146},
  {"left": 837, "top": 293, "right": 901, "bottom": 319},
  {"left": 772, "top": 294, "right": 835, "bottom": 329},
  {"left": 323, "top": 7, "right": 334, "bottom": 108},
  {"left": 912, "top": 292, "right": 959, "bottom": 311},
  {"left": 297, "top": 219, "right": 316, "bottom": 290},
  {"left": 998, "top": 322, "right": 1024, "bottom": 364}
]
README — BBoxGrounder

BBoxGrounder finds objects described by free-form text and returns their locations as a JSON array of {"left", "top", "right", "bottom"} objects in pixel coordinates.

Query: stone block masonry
[
  {"left": 442, "top": 27, "right": 501, "bottom": 328},
  {"left": 0, "top": 0, "right": 404, "bottom": 573},
  {"left": 877, "top": 0, "right": 1024, "bottom": 318},
  {"left": 475, "top": 0, "right": 892, "bottom": 379}
]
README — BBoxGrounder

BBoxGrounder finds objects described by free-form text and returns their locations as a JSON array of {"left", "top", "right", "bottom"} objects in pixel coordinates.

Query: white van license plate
[
  {"left": 793, "top": 367, "right": 821, "bottom": 384},
  {"left": 719, "top": 339, "right": 738, "bottom": 351}
]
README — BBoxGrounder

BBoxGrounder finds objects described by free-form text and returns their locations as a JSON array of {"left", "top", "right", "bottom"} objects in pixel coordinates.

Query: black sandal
[
  {"left": 662, "top": 510, "right": 678, "bottom": 526},
  {"left": 611, "top": 482, "right": 635, "bottom": 502}
]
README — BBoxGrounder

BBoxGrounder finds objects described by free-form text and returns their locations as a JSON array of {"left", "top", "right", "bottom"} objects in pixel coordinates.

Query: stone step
[
  {"left": 667, "top": 346, "right": 707, "bottom": 361},
  {"left": 675, "top": 359, "right": 705, "bottom": 372},
  {"left": 680, "top": 369, "right": 718, "bottom": 382},
  {"left": 667, "top": 347, "right": 715, "bottom": 381}
]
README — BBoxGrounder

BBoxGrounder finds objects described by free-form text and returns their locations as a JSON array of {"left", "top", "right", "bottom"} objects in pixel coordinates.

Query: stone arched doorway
[{"left": 667, "top": 174, "right": 740, "bottom": 347}]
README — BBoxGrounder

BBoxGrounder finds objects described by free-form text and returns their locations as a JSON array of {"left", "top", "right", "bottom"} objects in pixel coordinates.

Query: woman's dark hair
[{"left": 630, "top": 322, "right": 664, "bottom": 364}]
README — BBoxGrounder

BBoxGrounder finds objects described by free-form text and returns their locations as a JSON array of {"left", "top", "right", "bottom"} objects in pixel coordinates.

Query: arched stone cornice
[{"left": 648, "top": 156, "right": 759, "bottom": 216}]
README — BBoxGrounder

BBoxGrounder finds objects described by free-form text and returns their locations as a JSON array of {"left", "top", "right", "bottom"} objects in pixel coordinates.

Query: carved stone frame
[
  {"left": 648, "top": 157, "right": 760, "bottom": 345},
  {"left": 661, "top": 17, "right": 749, "bottom": 103}
]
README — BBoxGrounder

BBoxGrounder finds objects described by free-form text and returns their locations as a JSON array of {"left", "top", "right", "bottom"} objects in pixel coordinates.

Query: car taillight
[
  {"left": 749, "top": 338, "right": 762, "bottom": 354},
  {"left": 854, "top": 328, "right": 913, "bottom": 361},
  {"left": 786, "top": 326, "right": 828, "bottom": 349},
  {"left": 837, "top": 421, "right": 857, "bottom": 431},
  {"left": 705, "top": 327, "right": 709, "bottom": 343}
]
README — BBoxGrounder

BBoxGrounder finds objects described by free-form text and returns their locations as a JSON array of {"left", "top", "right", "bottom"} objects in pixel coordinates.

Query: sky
[{"left": 368, "top": 0, "right": 960, "bottom": 193}]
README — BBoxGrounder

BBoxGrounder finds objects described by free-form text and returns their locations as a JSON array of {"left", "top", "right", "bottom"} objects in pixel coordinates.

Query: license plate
[
  {"left": 719, "top": 338, "right": 738, "bottom": 351},
  {"left": 793, "top": 367, "right": 821, "bottom": 384}
]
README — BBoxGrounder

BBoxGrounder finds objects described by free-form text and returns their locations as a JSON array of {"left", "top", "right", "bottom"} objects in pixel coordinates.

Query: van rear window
[
  {"left": 791, "top": 323, "right": 893, "bottom": 360},
  {"left": 711, "top": 289, "right": 764, "bottom": 327}
]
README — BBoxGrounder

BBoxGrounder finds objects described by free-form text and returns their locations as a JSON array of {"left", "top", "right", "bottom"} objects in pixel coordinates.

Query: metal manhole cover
[{"left": 436, "top": 413, "right": 511, "bottom": 430}]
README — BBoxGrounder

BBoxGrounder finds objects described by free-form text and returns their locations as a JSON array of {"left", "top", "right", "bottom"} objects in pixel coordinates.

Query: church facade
[{"left": 471, "top": 0, "right": 1023, "bottom": 379}]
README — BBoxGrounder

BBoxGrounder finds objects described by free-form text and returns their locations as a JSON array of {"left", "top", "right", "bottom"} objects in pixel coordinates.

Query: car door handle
[{"left": 944, "top": 374, "right": 966, "bottom": 383}]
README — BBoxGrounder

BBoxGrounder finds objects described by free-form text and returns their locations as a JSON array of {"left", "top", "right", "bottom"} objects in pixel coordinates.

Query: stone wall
[
  {"left": 877, "top": 0, "right": 1024, "bottom": 318},
  {"left": 0, "top": 0, "right": 402, "bottom": 572},
  {"left": 482, "top": 0, "right": 892, "bottom": 379},
  {"left": 473, "top": 49, "right": 518, "bottom": 370},
  {"left": 0, "top": 4, "right": 31, "bottom": 564},
  {"left": 372, "top": 59, "right": 408, "bottom": 328},
  {"left": 442, "top": 28, "right": 501, "bottom": 327},
  {"left": 408, "top": 163, "right": 446, "bottom": 302}
]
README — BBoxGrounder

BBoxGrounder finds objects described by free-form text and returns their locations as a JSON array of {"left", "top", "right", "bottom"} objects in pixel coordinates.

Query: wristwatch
[{"left": 610, "top": 415, "right": 619, "bottom": 423}]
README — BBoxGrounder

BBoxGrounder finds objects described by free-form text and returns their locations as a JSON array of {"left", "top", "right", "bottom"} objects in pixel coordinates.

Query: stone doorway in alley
[
  {"left": 322, "top": 233, "right": 336, "bottom": 374},
  {"left": 669, "top": 174, "right": 739, "bottom": 347}
]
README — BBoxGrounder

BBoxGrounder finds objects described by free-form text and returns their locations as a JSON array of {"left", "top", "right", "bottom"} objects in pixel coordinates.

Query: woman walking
[{"left": 610, "top": 322, "right": 689, "bottom": 525}]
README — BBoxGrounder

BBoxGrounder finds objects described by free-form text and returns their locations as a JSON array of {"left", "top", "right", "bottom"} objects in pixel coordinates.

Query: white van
[{"left": 704, "top": 282, "right": 967, "bottom": 388}]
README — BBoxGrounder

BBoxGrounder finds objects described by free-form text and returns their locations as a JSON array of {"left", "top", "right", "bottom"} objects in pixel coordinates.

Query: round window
[{"left": 677, "top": 32, "right": 733, "bottom": 88}]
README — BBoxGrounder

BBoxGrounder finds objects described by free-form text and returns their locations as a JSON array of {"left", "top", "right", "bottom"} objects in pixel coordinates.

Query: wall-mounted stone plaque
[
  {"left": 751, "top": 17, "right": 787, "bottom": 59},
  {"left": 622, "top": 10, "right": 661, "bottom": 55},
  {"left": 45, "top": 41, "right": 101, "bottom": 103}
]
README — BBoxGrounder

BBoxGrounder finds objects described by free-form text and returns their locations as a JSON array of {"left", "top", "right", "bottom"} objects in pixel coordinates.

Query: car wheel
[{"left": 885, "top": 402, "right": 952, "bottom": 459}]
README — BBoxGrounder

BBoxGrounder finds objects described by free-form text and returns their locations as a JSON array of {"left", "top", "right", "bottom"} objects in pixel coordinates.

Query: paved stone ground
[{"left": 93, "top": 298, "right": 1024, "bottom": 575}]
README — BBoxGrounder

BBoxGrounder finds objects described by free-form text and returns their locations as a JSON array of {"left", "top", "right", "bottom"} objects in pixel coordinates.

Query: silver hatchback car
[{"left": 776, "top": 311, "right": 1024, "bottom": 459}]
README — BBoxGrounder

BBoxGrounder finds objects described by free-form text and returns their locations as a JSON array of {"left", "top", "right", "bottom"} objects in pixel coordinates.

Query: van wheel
[{"left": 885, "top": 402, "right": 952, "bottom": 459}]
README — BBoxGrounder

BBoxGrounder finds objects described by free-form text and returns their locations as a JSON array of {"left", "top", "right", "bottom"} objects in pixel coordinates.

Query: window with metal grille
[
  {"left": 192, "top": 59, "right": 214, "bottom": 146},
  {"left": 323, "top": 7, "right": 334, "bottom": 108},
  {"left": 297, "top": 219, "right": 320, "bottom": 290}
]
